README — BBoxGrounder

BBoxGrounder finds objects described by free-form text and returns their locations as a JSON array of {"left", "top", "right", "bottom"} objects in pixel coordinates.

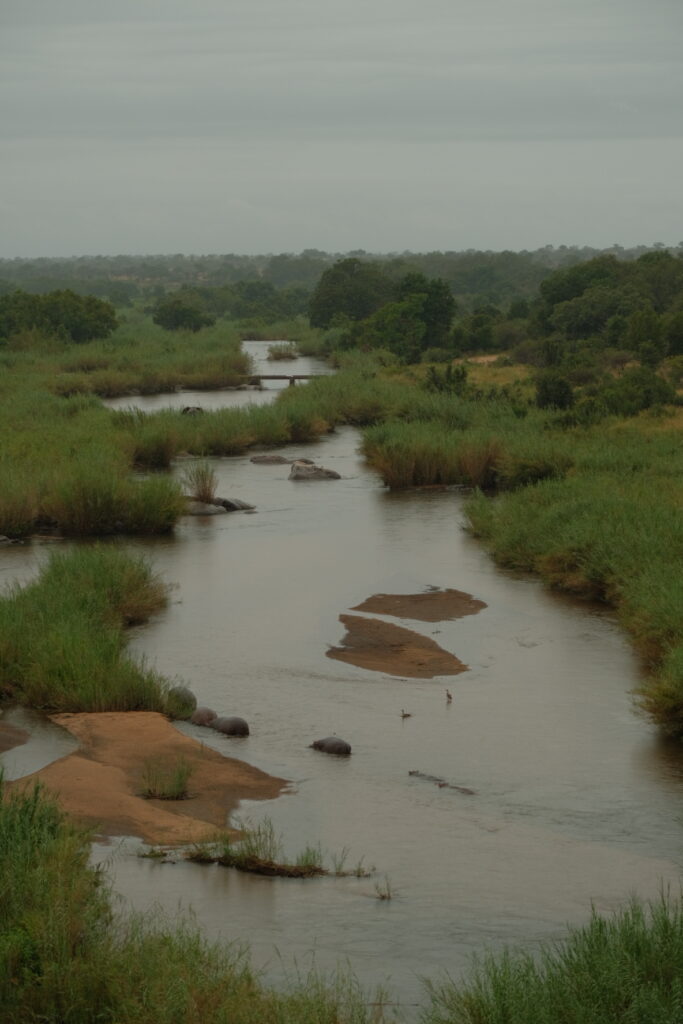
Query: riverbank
[{"left": 8, "top": 711, "right": 286, "bottom": 844}]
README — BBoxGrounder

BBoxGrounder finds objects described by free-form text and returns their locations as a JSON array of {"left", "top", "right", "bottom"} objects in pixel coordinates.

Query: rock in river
[{"left": 289, "top": 461, "right": 340, "bottom": 481}]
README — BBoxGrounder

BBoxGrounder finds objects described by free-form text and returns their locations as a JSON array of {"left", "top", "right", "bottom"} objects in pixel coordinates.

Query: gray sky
[{"left": 2, "top": 0, "right": 682, "bottom": 257}]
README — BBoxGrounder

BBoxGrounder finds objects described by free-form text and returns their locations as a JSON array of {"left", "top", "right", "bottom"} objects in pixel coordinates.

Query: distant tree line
[
  {"left": 3, "top": 244, "right": 680, "bottom": 311},
  {"left": 0, "top": 289, "right": 118, "bottom": 345}
]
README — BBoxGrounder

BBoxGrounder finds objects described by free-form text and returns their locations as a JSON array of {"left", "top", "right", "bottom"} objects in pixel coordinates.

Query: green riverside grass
[
  {"left": 0, "top": 777, "right": 378, "bottom": 1023},
  {"left": 0, "top": 546, "right": 185, "bottom": 715},
  {"left": 422, "top": 893, "right": 683, "bottom": 1024},
  {"left": 1, "top": 336, "right": 682, "bottom": 732},
  {"left": 4, "top": 778, "right": 683, "bottom": 1023}
]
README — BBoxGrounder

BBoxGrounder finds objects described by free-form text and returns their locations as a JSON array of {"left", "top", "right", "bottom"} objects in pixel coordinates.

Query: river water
[{"left": 2, "top": 342, "right": 682, "bottom": 1018}]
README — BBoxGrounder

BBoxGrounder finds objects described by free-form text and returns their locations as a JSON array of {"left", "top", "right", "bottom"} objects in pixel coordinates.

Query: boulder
[
  {"left": 210, "top": 716, "right": 250, "bottom": 737},
  {"left": 310, "top": 736, "right": 352, "bottom": 756},
  {"left": 289, "top": 461, "right": 341, "bottom": 481},
  {"left": 181, "top": 406, "right": 203, "bottom": 415},
  {"left": 184, "top": 501, "right": 228, "bottom": 516},
  {"left": 190, "top": 706, "right": 217, "bottom": 726},
  {"left": 214, "top": 497, "right": 255, "bottom": 511},
  {"left": 250, "top": 455, "right": 292, "bottom": 465}
]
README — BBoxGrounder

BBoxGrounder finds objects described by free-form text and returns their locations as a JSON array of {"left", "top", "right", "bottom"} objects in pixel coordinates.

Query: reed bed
[
  {"left": 466, "top": 429, "right": 683, "bottom": 733},
  {"left": 361, "top": 418, "right": 573, "bottom": 490},
  {"left": 422, "top": 893, "right": 683, "bottom": 1024},
  {"left": 0, "top": 546, "right": 178, "bottom": 713},
  {"left": 49, "top": 314, "right": 251, "bottom": 397},
  {"left": 267, "top": 341, "right": 298, "bottom": 360}
]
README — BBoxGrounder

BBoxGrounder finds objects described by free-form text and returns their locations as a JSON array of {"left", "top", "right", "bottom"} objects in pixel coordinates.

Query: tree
[
  {"left": 355, "top": 295, "right": 427, "bottom": 363},
  {"left": 396, "top": 273, "right": 457, "bottom": 346},
  {"left": 0, "top": 289, "right": 117, "bottom": 344},
  {"left": 152, "top": 296, "right": 215, "bottom": 332},
  {"left": 535, "top": 372, "right": 574, "bottom": 410},
  {"left": 308, "top": 258, "right": 393, "bottom": 328}
]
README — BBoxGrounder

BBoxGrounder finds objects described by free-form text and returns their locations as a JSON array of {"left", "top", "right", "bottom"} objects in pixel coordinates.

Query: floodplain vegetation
[
  {"left": 0, "top": 545, "right": 187, "bottom": 715},
  {"left": 1, "top": 290, "right": 683, "bottom": 1022},
  {"left": 0, "top": 778, "right": 380, "bottom": 1024},
  {"left": 1, "top": 320, "right": 682, "bottom": 733},
  {"left": 4, "top": 778, "right": 683, "bottom": 1023}
]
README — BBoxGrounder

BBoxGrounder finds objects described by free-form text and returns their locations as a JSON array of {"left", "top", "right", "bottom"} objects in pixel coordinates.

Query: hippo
[
  {"left": 210, "top": 716, "right": 250, "bottom": 737},
  {"left": 167, "top": 685, "right": 197, "bottom": 716},
  {"left": 190, "top": 706, "right": 217, "bottom": 727},
  {"left": 310, "top": 736, "right": 352, "bottom": 757}
]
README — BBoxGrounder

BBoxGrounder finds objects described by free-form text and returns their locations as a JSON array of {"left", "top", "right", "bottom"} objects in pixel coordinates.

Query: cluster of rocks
[
  {"left": 188, "top": 704, "right": 352, "bottom": 756},
  {"left": 250, "top": 453, "right": 341, "bottom": 480},
  {"left": 183, "top": 496, "right": 255, "bottom": 516},
  {"left": 183, "top": 453, "right": 341, "bottom": 518}
]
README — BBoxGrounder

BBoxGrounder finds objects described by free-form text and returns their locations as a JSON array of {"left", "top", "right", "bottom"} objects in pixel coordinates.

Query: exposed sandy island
[
  {"left": 351, "top": 588, "right": 486, "bottom": 622},
  {"left": 0, "top": 719, "right": 29, "bottom": 754},
  {"left": 327, "top": 614, "right": 468, "bottom": 678},
  {"left": 8, "top": 712, "right": 287, "bottom": 845}
]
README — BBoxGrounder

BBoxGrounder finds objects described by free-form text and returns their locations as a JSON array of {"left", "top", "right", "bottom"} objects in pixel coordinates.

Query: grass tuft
[
  {"left": 180, "top": 460, "right": 219, "bottom": 503},
  {"left": 140, "top": 756, "right": 193, "bottom": 800}
]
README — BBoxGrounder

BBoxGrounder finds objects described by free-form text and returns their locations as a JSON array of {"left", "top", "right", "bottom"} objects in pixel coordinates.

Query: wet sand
[
  {"left": 327, "top": 614, "right": 469, "bottom": 678},
  {"left": 351, "top": 588, "right": 486, "bottom": 622},
  {"left": 8, "top": 712, "right": 287, "bottom": 845}
]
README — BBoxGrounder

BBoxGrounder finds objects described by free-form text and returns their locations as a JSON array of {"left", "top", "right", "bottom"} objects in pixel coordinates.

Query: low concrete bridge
[{"left": 245, "top": 374, "right": 322, "bottom": 387}]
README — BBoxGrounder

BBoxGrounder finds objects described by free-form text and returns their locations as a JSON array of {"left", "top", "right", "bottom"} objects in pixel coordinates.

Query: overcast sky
[{"left": 2, "top": 0, "right": 682, "bottom": 257}]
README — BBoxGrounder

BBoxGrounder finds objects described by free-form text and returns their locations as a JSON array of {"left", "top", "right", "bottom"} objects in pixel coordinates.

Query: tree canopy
[{"left": 0, "top": 289, "right": 118, "bottom": 345}]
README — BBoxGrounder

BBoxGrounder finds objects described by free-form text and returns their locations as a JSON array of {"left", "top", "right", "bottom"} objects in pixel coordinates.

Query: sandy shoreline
[
  {"left": 4, "top": 589, "right": 486, "bottom": 840},
  {"left": 8, "top": 712, "right": 287, "bottom": 845}
]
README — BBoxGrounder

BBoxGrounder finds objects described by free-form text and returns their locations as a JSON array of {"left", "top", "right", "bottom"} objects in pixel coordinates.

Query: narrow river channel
[{"left": 2, "top": 343, "right": 682, "bottom": 1019}]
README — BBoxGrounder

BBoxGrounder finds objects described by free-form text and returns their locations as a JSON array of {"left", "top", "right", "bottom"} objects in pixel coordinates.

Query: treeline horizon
[{"left": 2, "top": 242, "right": 682, "bottom": 310}]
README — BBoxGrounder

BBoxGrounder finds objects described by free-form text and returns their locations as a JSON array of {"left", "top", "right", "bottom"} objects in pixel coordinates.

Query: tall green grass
[
  {"left": 361, "top": 417, "right": 573, "bottom": 490},
  {"left": 0, "top": 546, "right": 179, "bottom": 713},
  {"left": 0, "top": 777, "right": 376, "bottom": 1024},
  {"left": 422, "top": 894, "right": 683, "bottom": 1024},
  {"left": 466, "top": 428, "right": 683, "bottom": 733},
  {"left": 50, "top": 313, "right": 252, "bottom": 397}
]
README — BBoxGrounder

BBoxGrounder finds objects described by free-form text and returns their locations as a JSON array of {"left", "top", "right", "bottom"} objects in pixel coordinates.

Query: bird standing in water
[
  {"left": 445, "top": 689, "right": 453, "bottom": 704},
  {"left": 400, "top": 709, "right": 412, "bottom": 719}
]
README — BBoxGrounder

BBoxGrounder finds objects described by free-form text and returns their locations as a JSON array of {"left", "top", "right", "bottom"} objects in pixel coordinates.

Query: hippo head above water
[{"left": 310, "top": 736, "right": 352, "bottom": 757}]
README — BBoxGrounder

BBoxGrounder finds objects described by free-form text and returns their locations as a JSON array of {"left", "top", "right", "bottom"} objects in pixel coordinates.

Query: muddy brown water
[{"left": 2, "top": 343, "right": 683, "bottom": 1018}]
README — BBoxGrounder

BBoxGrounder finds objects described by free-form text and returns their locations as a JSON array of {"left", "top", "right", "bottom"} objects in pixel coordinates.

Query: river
[{"left": 2, "top": 342, "right": 682, "bottom": 1018}]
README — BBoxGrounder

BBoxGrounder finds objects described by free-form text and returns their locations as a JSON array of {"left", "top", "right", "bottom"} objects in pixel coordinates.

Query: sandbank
[
  {"left": 327, "top": 614, "right": 468, "bottom": 678},
  {"left": 351, "top": 588, "right": 486, "bottom": 622},
  {"left": 8, "top": 711, "right": 287, "bottom": 845}
]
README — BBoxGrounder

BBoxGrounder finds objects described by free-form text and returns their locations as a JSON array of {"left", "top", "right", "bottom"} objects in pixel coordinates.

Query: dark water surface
[{"left": 2, "top": 344, "right": 682, "bottom": 1018}]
